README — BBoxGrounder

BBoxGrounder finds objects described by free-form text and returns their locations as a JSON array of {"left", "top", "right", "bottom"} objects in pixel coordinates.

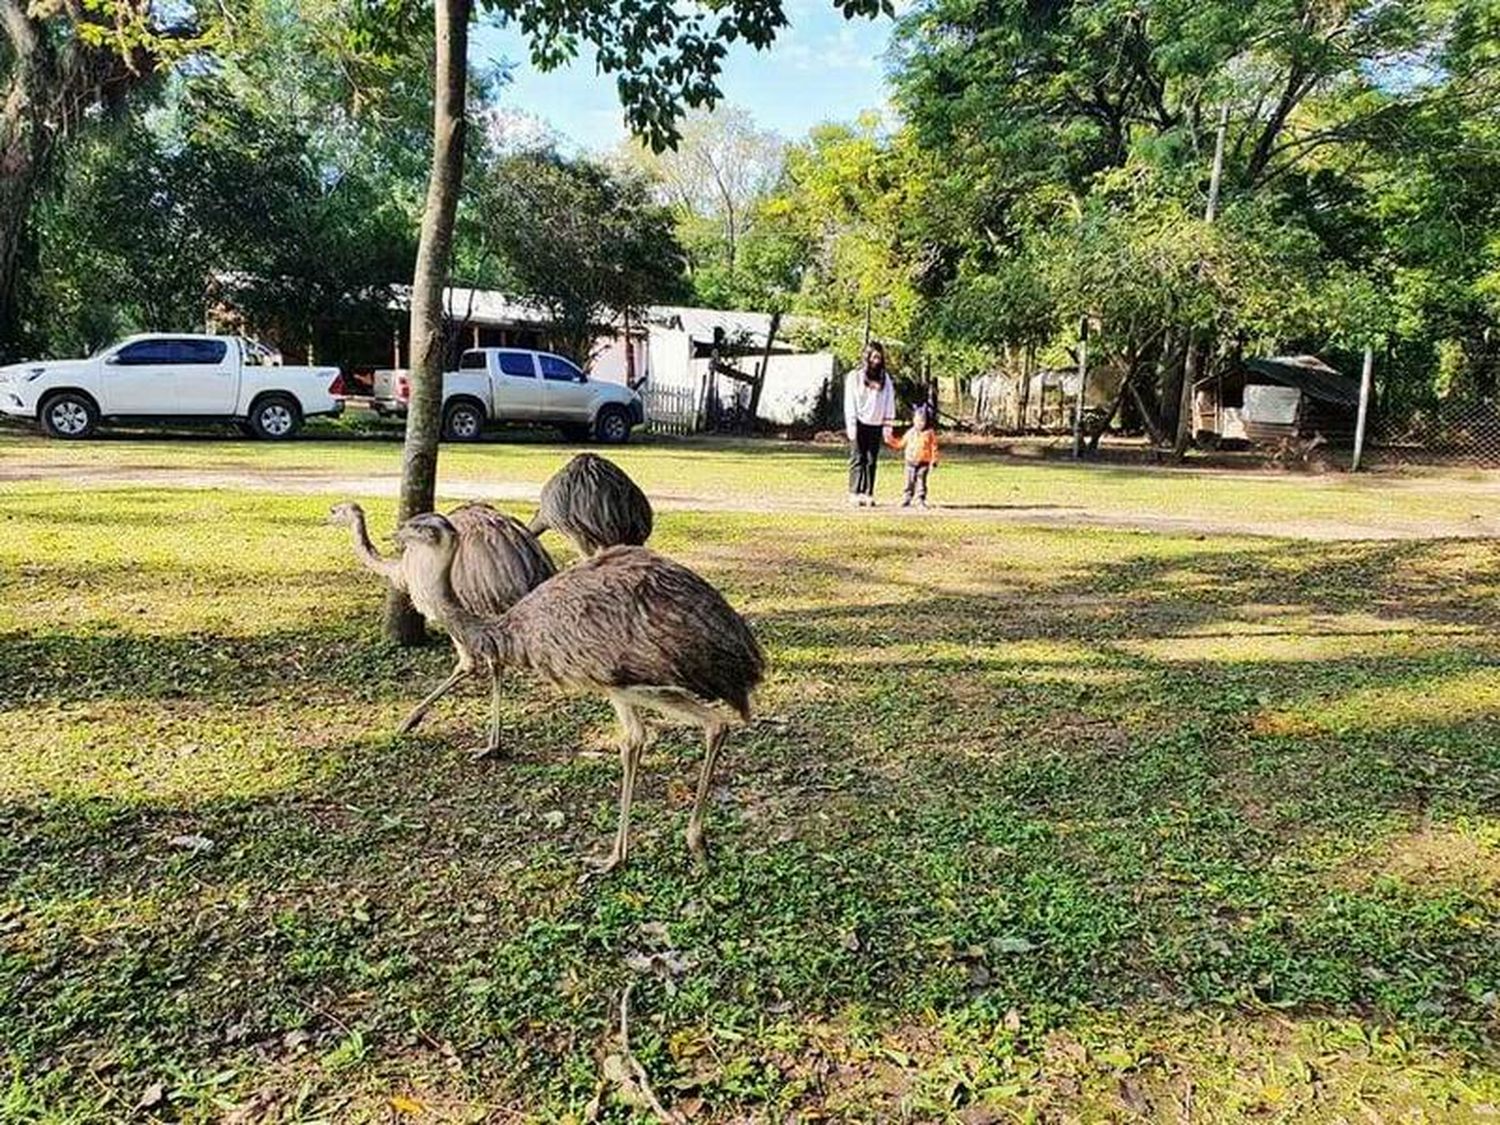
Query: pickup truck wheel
[
  {"left": 248, "top": 395, "right": 303, "bottom": 440},
  {"left": 39, "top": 392, "right": 99, "bottom": 439},
  {"left": 443, "top": 400, "right": 486, "bottom": 442},
  {"left": 594, "top": 405, "right": 632, "bottom": 444}
]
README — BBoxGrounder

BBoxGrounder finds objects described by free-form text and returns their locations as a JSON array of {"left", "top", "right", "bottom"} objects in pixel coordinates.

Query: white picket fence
[{"left": 641, "top": 381, "right": 699, "bottom": 435}]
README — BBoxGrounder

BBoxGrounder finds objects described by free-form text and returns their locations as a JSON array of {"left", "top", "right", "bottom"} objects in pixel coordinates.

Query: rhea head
[
  {"left": 393, "top": 511, "right": 459, "bottom": 560},
  {"left": 327, "top": 500, "right": 364, "bottom": 527}
]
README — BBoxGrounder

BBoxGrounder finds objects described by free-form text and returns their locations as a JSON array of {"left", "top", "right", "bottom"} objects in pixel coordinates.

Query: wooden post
[
  {"left": 747, "top": 311, "right": 780, "bottom": 430},
  {"left": 1018, "top": 343, "right": 1034, "bottom": 431},
  {"left": 1072, "top": 318, "right": 1088, "bottom": 459},
  {"left": 623, "top": 309, "right": 637, "bottom": 389},
  {"left": 1352, "top": 343, "right": 1375, "bottom": 472}
]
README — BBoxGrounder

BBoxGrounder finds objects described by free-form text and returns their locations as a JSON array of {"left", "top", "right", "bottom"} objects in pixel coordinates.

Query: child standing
[{"left": 895, "top": 405, "right": 939, "bottom": 508}]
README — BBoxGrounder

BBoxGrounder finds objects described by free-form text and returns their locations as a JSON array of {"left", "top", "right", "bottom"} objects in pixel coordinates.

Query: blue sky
[{"left": 471, "top": 2, "right": 900, "bottom": 153}]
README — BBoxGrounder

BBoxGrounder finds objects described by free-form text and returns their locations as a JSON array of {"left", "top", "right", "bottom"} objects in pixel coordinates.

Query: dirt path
[{"left": 6, "top": 461, "right": 1498, "bottom": 541}]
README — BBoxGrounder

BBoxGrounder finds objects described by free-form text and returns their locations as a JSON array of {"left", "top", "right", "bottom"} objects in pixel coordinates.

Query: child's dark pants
[{"left": 903, "top": 462, "right": 931, "bottom": 503}]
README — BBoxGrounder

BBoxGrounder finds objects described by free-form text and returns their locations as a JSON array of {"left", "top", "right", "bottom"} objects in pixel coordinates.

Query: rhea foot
[
  {"left": 578, "top": 847, "right": 625, "bottom": 884},
  {"left": 465, "top": 742, "right": 503, "bottom": 762},
  {"left": 686, "top": 824, "right": 708, "bottom": 873}
]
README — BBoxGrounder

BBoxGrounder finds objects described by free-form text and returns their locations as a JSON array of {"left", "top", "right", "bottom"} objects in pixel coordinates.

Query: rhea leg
[
  {"left": 686, "top": 722, "right": 728, "bottom": 869},
  {"left": 466, "top": 672, "right": 505, "bottom": 761},
  {"left": 591, "top": 696, "right": 647, "bottom": 874},
  {"left": 398, "top": 662, "right": 469, "bottom": 735}
]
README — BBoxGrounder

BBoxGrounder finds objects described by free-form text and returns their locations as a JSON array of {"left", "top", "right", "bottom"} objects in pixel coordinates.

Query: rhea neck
[
  {"left": 404, "top": 542, "right": 504, "bottom": 658},
  {"left": 344, "top": 508, "right": 402, "bottom": 584}
]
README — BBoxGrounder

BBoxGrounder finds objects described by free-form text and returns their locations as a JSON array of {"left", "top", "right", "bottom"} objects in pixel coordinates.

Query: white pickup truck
[
  {"left": 373, "top": 347, "right": 645, "bottom": 443},
  {"left": 0, "top": 333, "right": 344, "bottom": 440}
]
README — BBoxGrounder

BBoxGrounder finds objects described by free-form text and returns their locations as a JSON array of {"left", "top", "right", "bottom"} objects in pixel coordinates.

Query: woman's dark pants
[{"left": 849, "top": 422, "right": 883, "bottom": 496}]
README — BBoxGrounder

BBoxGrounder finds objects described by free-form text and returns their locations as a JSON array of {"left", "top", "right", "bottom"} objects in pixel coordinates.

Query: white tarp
[{"left": 1243, "top": 384, "right": 1302, "bottom": 425}]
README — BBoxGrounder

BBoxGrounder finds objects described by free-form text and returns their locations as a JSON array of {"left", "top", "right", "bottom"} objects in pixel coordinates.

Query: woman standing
[{"left": 844, "top": 342, "right": 895, "bottom": 506}]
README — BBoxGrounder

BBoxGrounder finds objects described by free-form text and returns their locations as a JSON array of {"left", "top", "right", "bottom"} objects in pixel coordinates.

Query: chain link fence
[
  {"left": 1366, "top": 395, "right": 1500, "bottom": 468},
  {"left": 954, "top": 359, "right": 1500, "bottom": 469}
]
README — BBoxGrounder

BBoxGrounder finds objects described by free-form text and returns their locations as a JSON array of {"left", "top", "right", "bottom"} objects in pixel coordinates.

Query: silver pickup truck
[{"left": 373, "top": 347, "right": 645, "bottom": 443}]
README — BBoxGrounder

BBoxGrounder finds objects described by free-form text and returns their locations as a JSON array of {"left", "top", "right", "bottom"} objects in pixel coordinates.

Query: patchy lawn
[
  {"left": 5, "top": 427, "right": 1500, "bottom": 540},
  {"left": 2, "top": 476, "right": 1498, "bottom": 1121}
]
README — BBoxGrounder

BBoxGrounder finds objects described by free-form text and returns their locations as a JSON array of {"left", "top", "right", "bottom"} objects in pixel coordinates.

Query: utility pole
[
  {"left": 1174, "top": 105, "right": 1231, "bottom": 458},
  {"left": 1351, "top": 343, "right": 1375, "bottom": 472}
]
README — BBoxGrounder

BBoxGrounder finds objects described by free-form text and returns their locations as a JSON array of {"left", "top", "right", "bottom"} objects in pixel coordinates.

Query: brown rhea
[
  {"left": 394, "top": 511, "right": 764, "bottom": 872},
  {"left": 328, "top": 500, "right": 556, "bottom": 756},
  {"left": 529, "top": 453, "right": 653, "bottom": 556}
]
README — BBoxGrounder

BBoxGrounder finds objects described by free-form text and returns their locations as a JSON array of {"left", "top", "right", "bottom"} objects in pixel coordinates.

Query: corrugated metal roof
[
  {"left": 387, "top": 287, "right": 811, "bottom": 347},
  {"left": 646, "top": 305, "right": 778, "bottom": 346},
  {"left": 1243, "top": 355, "right": 1359, "bottom": 409}
]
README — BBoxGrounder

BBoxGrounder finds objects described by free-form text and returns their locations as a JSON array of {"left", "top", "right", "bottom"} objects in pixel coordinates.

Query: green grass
[{"left": 2, "top": 467, "right": 1499, "bottom": 1121}]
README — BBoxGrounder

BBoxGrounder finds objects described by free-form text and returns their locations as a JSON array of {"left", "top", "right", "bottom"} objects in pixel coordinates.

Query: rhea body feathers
[
  {"left": 409, "top": 541, "right": 763, "bottom": 721},
  {"left": 329, "top": 500, "right": 555, "bottom": 615}
]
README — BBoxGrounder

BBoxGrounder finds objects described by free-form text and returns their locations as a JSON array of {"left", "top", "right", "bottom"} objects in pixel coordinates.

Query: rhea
[
  {"left": 529, "top": 453, "right": 653, "bottom": 556},
  {"left": 328, "top": 500, "right": 556, "bottom": 757},
  {"left": 394, "top": 511, "right": 764, "bottom": 871}
]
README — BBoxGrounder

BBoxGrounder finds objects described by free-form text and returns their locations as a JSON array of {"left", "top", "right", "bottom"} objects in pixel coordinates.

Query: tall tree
[
  {"left": 383, "top": 0, "right": 890, "bottom": 641},
  {"left": 620, "top": 105, "right": 784, "bottom": 275},
  {"left": 482, "top": 151, "right": 686, "bottom": 364},
  {"left": 0, "top": 1, "right": 199, "bottom": 358}
]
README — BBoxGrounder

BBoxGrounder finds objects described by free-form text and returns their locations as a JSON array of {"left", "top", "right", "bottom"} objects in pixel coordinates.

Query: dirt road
[{"left": 5, "top": 460, "right": 1498, "bottom": 541}]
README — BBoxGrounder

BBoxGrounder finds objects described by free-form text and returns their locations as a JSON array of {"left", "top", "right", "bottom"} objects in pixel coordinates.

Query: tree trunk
[
  {"left": 0, "top": 142, "right": 38, "bottom": 359},
  {"left": 1017, "top": 343, "right": 1034, "bottom": 431},
  {"left": 383, "top": 0, "right": 472, "bottom": 645},
  {"left": 1174, "top": 335, "right": 1202, "bottom": 456},
  {"left": 0, "top": 0, "right": 46, "bottom": 358}
]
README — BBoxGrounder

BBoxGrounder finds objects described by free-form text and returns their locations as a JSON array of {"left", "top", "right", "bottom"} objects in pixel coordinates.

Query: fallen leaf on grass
[
  {"left": 136, "top": 1082, "right": 166, "bottom": 1111},
  {"left": 993, "top": 935, "right": 1035, "bottom": 955},
  {"left": 168, "top": 834, "right": 214, "bottom": 854},
  {"left": 389, "top": 1093, "right": 424, "bottom": 1114},
  {"left": 1118, "top": 1077, "right": 1152, "bottom": 1117},
  {"left": 624, "top": 947, "right": 697, "bottom": 993}
]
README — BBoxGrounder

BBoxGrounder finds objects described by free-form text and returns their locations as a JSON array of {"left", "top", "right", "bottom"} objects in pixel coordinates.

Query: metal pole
[
  {"left": 1352, "top": 343, "right": 1375, "bottom": 472},
  {"left": 1072, "top": 317, "right": 1088, "bottom": 459}
]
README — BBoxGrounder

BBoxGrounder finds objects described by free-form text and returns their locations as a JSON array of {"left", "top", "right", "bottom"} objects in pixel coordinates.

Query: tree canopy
[{"left": 479, "top": 150, "right": 687, "bottom": 362}]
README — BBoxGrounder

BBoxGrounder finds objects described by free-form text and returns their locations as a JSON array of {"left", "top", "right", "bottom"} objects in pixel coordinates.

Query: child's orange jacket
[{"left": 891, "top": 426, "right": 938, "bottom": 465}]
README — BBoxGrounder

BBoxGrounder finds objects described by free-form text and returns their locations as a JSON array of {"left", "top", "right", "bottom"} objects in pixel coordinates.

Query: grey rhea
[
  {"left": 529, "top": 453, "right": 653, "bottom": 556},
  {"left": 328, "top": 501, "right": 556, "bottom": 756},
  {"left": 394, "top": 511, "right": 765, "bottom": 871}
]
